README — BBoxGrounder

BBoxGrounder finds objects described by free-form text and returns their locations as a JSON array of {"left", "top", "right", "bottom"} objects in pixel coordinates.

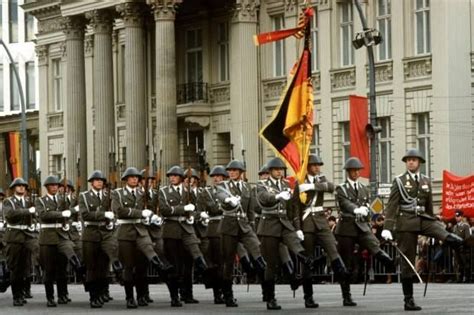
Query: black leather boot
[
  {"left": 222, "top": 280, "right": 238, "bottom": 307},
  {"left": 12, "top": 281, "right": 23, "bottom": 306},
  {"left": 297, "top": 252, "right": 315, "bottom": 271},
  {"left": 303, "top": 279, "right": 318, "bottom": 308},
  {"left": 402, "top": 279, "right": 422, "bottom": 311},
  {"left": 194, "top": 256, "right": 208, "bottom": 273},
  {"left": 57, "top": 279, "right": 69, "bottom": 304},
  {"left": 375, "top": 250, "right": 395, "bottom": 272},
  {"left": 331, "top": 257, "right": 350, "bottom": 282},
  {"left": 45, "top": 282, "right": 56, "bottom": 307},
  {"left": 213, "top": 286, "right": 225, "bottom": 304},
  {"left": 340, "top": 280, "right": 356, "bottom": 306},
  {"left": 23, "top": 277, "right": 33, "bottom": 299},
  {"left": 240, "top": 255, "right": 254, "bottom": 273},
  {"left": 112, "top": 260, "right": 124, "bottom": 285},
  {"left": 445, "top": 233, "right": 464, "bottom": 249},
  {"left": 167, "top": 279, "right": 182, "bottom": 307},
  {"left": 124, "top": 282, "right": 137, "bottom": 309},
  {"left": 265, "top": 281, "right": 281, "bottom": 310},
  {"left": 89, "top": 281, "right": 102, "bottom": 308}
]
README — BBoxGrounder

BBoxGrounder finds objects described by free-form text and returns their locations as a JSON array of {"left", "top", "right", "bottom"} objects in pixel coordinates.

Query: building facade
[
  {"left": 23, "top": 0, "right": 473, "bottom": 206},
  {"left": 0, "top": 0, "right": 39, "bottom": 189}
]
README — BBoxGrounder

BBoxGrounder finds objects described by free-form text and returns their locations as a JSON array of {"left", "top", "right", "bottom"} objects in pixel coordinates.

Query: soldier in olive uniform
[
  {"left": 3, "top": 178, "right": 37, "bottom": 306},
  {"left": 256, "top": 157, "right": 314, "bottom": 310},
  {"left": 159, "top": 165, "right": 207, "bottom": 307},
  {"left": 0, "top": 188, "right": 9, "bottom": 293},
  {"left": 36, "top": 176, "right": 84, "bottom": 307},
  {"left": 453, "top": 210, "right": 472, "bottom": 283},
  {"left": 197, "top": 165, "right": 227, "bottom": 304},
  {"left": 80, "top": 170, "right": 124, "bottom": 308},
  {"left": 382, "top": 149, "right": 464, "bottom": 311},
  {"left": 111, "top": 167, "right": 167, "bottom": 309},
  {"left": 294, "top": 155, "right": 349, "bottom": 308},
  {"left": 216, "top": 160, "right": 266, "bottom": 307},
  {"left": 335, "top": 157, "right": 394, "bottom": 307}
]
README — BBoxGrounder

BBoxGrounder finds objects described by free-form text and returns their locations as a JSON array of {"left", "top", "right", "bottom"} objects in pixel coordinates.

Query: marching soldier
[
  {"left": 80, "top": 170, "right": 124, "bottom": 308},
  {"left": 0, "top": 188, "right": 9, "bottom": 294},
  {"left": 197, "top": 165, "right": 226, "bottom": 304},
  {"left": 382, "top": 149, "right": 464, "bottom": 311},
  {"left": 216, "top": 160, "right": 266, "bottom": 307},
  {"left": 335, "top": 157, "right": 394, "bottom": 307},
  {"left": 294, "top": 155, "right": 349, "bottom": 308},
  {"left": 453, "top": 210, "right": 472, "bottom": 283},
  {"left": 36, "top": 176, "right": 84, "bottom": 307},
  {"left": 111, "top": 167, "right": 167, "bottom": 309},
  {"left": 3, "top": 178, "right": 37, "bottom": 306},
  {"left": 159, "top": 165, "right": 207, "bottom": 307},
  {"left": 256, "top": 157, "right": 314, "bottom": 310}
]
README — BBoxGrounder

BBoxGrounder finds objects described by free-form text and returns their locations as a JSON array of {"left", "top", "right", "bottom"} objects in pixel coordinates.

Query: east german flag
[
  {"left": 6, "top": 131, "right": 22, "bottom": 178},
  {"left": 259, "top": 9, "right": 314, "bottom": 184}
]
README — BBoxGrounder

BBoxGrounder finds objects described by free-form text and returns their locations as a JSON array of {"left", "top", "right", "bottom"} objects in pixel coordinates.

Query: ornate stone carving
[
  {"left": 38, "top": 18, "right": 64, "bottom": 34},
  {"left": 233, "top": 0, "right": 260, "bottom": 23},
  {"left": 285, "top": 0, "right": 297, "bottom": 12},
  {"left": 209, "top": 83, "right": 231, "bottom": 104},
  {"left": 35, "top": 45, "right": 49, "bottom": 66},
  {"left": 148, "top": 0, "right": 176, "bottom": 21},
  {"left": 84, "top": 34, "right": 94, "bottom": 57},
  {"left": 60, "top": 41, "right": 67, "bottom": 58},
  {"left": 86, "top": 10, "right": 114, "bottom": 35},
  {"left": 62, "top": 16, "right": 86, "bottom": 40},
  {"left": 312, "top": 71, "right": 321, "bottom": 92},
  {"left": 185, "top": 116, "right": 210, "bottom": 128},
  {"left": 116, "top": 104, "right": 126, "bottom": 121},
  {"left": 317, "top": 0, "right": 331, "bottom": 10},
  {"left": 330, "top": 67, "right": 356, "bottom": 91},
  {"left": 47, "top": 112, "right": 64, "bottom": 130},
  {"left": 116, "top": 2, "right": 146, "bottom": 28},
  {"left": 263, "top": 78, "right": 287, "bottom": 101},
  {"left": 366, "top": 61, "right": 393, "bottom": 85},
  {"left": 403, "top": 55, "right": 432, "bottom": 81}
]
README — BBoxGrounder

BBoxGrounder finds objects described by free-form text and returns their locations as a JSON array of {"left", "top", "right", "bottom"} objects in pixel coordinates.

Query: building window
[
  {"left": 0, "top": 66, "right": 3, "bottom": 111},
  {"left": 185, "top": 28, "right": 203, "bottom": 84},
  {"left": 217, "top": 22, "right": 229, "bottom": 82},
  {"left": 10, "top": 63, "right": 19, "bottom": 111},
  {"left": 376, "top": 0, "right": 391, "bottom": 61},
  {"left": 25, "top": 13, "right": 35, "bottom": 42},
  {"left": 272, "top": 15, "right": 286, "bottom": 77},
  {"left": 377, "top": 117, "right": 392, "bottom": 183},
  {"left": 52, "top": 154, "right": 63, "bottom": 177},
  {"left": 340, "top": 2, "right": 354, "bottom": 66},
  {"left": 9, "top": 0, "right": 18, "bottom": 43},
  {"left": 310, "top": 124, "right": 321, "bottom": 156},
  {"left": 310, "top": 8, "right": 319, "bottom": 72},
  {"left": 26, "top": 62, "right": 35, "bottom": 110},
  {"left": 341, "top": 122, "right": 350, "bottom": 163},
  {"left": 415, "top": 0, "right": 430, "bottom": 55},
  {"left": 415, "top": 112, "right": 431, "bottom": 176},
  {"left": 52, "top": 59, "right": 62, "bottom": 111}
]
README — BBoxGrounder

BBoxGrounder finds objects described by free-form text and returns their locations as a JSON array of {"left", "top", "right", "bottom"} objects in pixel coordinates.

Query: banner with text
[{"left": 441, "top": 170, "right": 474, "bottom": 219}]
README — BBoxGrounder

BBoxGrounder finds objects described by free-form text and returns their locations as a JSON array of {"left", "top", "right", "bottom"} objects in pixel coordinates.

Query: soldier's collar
[
  {"left": 407, "top": 170, "right": 420, "bottom": 182},
  {"left": 346, "top": 178, "right": 358, "bottom": 187}
]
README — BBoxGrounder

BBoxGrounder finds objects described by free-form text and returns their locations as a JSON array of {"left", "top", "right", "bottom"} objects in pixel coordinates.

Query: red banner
[
  {"left": 349, "top": 95, "right": 370, "bottom": 178},
  {"left": 441, "top": 170, "right": 474, "bottom": 219}
]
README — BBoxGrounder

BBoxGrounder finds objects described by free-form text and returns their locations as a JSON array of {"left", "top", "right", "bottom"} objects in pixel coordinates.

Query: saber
[{"left": 391, "top": 241, "right": 423, "bottom": 284}]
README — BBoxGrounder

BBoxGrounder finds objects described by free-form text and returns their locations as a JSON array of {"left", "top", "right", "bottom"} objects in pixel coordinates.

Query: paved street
[{"left": 0, "top": 283, "right": 472, "bottom": 314}]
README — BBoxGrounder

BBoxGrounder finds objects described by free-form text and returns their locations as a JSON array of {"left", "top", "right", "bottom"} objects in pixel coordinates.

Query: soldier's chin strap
[{"left": 389, "top": 241, "right": 423, "bottom": 284}]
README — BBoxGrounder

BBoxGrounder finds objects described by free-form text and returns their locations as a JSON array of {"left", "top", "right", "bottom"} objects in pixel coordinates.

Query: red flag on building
[
  {"left": 441, "top": 170, "right": 474, "bottom": 219},
  {"left": 349, "top": 95, "right": 370, "bottom": 179}
]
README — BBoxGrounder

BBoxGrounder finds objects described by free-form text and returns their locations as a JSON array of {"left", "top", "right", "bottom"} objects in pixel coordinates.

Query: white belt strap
[
  {"left": 6, "top": 224, "right": 29, "bottom": 230},
  {"left": 302, "top": 206, "right": 324, "bottom": 221},
  {"left": 84, "top": 221, "right": 106, "bottom": 227},
  {"left": 208, "top": 215, "right": 223, "bottom": 221},
  {"left": 116, "top": 219, "right": 142, "bottom": 225},
  {"left": 40, "top": 223, "right": 63, "bottom": 229}
]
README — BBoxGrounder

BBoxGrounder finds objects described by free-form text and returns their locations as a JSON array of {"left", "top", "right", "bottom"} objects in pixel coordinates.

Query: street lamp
[
  {"left": 0, "top": 39, "right": 29, "bottom": 181},
  {"left": 352, "top": 0, "right": 382, "bottom": 201}
]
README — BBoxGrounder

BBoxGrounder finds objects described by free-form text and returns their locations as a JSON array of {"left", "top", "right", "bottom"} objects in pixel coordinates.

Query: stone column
[
  {"left": 35, "top": 44, "right": 49, "bottom": 189},
  {"left": 117, "top": 3, "right": 147, "bottom": 169},
  {"left": 230, "top": 0, "right": 260, "bottom": 181},
  {"left": 63, "top": 16, "right": 87, "bottom": 189},
  {"left": 151, "top": 1, "right": 179, "bottom": 176},
  {"left": 88, "top": 10, "right": 115, "bottom": 175}
]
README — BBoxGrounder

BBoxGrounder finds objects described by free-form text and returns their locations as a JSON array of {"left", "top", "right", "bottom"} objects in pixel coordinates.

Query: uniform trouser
[
  {"left": 182, "top": 233, "right": 203, "bottom": 260},
  {"left": 118, "top": 240, "right": 150, "bottom": 287},
  {"left": 221, "top": 229, "right": 262, "bottom": 281},
  {"left": 163, "top": 238, "right": 188, "bottom": 299},
  {"left": 397, "top": 220, "right": 449, "bottom": 280},
  {"left": 206, "top": 236, "right": 223, "bottom": 289},
  {"left": 336, "top": 231, "right": 380, "bottom": 274},
  {"left": 260, "top": 228, "right": 305, "bottom": 281},
  {"left": 180, "top": 253, "right": 194, "bottom": 299},
  {"left": 56, "top": 238, "right": 77, "bottom": 261},
  {"left": 455, "top": 249, "right": 471, "bottom": 280},
  {"left": 83, "top": 238, "right": 117, "bottom": 283},
  {"left": 6, "top": 242, "right": 32, "bottom": 282},
  {"left": 39, "top": 244, "right": 69, "bottom": 299},
  {"left": 302, "top": 228, "right": 340, "bottom": 277}
]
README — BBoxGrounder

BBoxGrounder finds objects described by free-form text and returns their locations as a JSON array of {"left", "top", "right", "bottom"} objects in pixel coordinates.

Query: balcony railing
[{"left": 177, "top": 82, "right": 208, "bottom": 104}]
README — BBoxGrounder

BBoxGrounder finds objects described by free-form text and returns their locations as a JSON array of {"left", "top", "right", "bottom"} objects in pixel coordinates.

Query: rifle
[
  {"left": 62, "top": 157, "right": 70, "bottom": 232},
  {"left": 106, "top": 150, "right": 115, "bottom": 230},
  {"left": 197, "top": 148, "right": 208, "bottom": 188},
  {"left": 27, "top": 174, "right": 38, "bottom": 231},
  {"left": 185, "top": 129, "right": 194, "bottom": 224},
  {"left": 230, "top": 143, "right": 234, "bottom": 160},
  {"left": 155, "top": 147, "right": 162, "bottom": 214},
  {"left": 241, "top": 148, "right": 247, "bottom": 182}
]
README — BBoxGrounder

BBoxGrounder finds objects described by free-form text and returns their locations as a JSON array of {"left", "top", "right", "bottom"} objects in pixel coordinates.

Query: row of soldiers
[{"left": 0, "top": 148, "right": 466, "bottom": 311}]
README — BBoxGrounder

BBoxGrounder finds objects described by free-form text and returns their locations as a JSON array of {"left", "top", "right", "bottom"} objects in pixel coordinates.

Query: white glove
[
  {"left": 381, "top": 229, "right": 393, "bottom": 241},
  {"left": 150, "top": 214, "right": 159, "bottom": 223},
  {"left": 73, "top": 205, "right": 80, "bottom": 212},
  {"left": 151, "top": 215, "right": 163, "bottom": 226},
  {"left": 276, "top": 191, "right": 291, "bottom": 201},
  {"left": 104, "top": 211, "right": 115, "bottom": 220},
  {"left": 142, "top": 209, "right": 153, "bottom": 217},
  {"left": 184, "top": 204, "right": 195, "bottom": 212},
  {"left": 0, "top": 222, "right": 4, "bottom": 229},
  {"left": 73, "top": 221, "right": 83, "bottom": 232},
  {"left": 296, "top": 230, "right": 304, "bottom": 241},
  {"left": 62, "top": 210, "right": 71, "bottom": 218},
  {"left": 28, "top": 207, "right": 36, "bottom": 214},
  {"left": 298, "top": 183, "right": 315, "bottom": 193},
  {"left": 200, "top": 212, "right": 210, "bottom": 220},
  {"left": 354, "top": 207, "right": 368, "bottom": 216},
  {"left": 225, "top": 196, "right": 240, "bottom": 207}
]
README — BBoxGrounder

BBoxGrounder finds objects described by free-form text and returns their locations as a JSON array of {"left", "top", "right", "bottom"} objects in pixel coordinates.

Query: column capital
[
  {"left": 232, "top": 0, "right": 260, "bottom": 23},
  {"left": 86, "top": 9, "right": 114, "bottom": 35},
  {"left": 116, "top": 2, "right": 146, "bottom": 28},
  {"left": 60, "top": 41, "right": 67, "bottom": 58},
  {"left": 84, "top": 34, "right": 94, "bottom": 57},
  {"left": 62, "top": 16, "right": 86, "bottom": 40},
  {"left": 149, "top": 0, "right": 177, "bottom": 21},
  {"left": 35, "top": 44, "right": 49, "bottom": 66}
]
